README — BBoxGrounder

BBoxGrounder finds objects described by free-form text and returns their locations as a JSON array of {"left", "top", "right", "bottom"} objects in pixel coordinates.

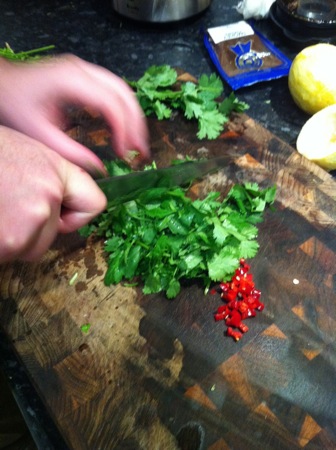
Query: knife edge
[{"left": 96, "top": 155, "right": 236, "bottom": 205}]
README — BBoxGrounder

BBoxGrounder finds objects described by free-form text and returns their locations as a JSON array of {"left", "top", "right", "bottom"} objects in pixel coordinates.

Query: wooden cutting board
[{"left": 0, "top": 103, "right": 335, "bottom": 450}]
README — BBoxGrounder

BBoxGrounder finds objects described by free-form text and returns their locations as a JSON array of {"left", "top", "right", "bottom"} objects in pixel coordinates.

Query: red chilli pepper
[
  {"left": 214, "top": 312, "right": 226, "bottom": 322},
  {"left": 226, "top": 327, "right": 242, "bottom": 342},
  {"left": 225, "top": 309, "right": 242, "bottom": 328},
  {"left": 238, "top": 322, "right": 249, "bottom": 333},
  {"left": 213, "top": 259, "right": 264, "bottom": 342}
]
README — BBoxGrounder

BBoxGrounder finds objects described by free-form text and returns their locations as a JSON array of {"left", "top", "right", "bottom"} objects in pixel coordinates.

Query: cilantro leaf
[
  {"left": 219, "top": 92, "right": 249, "bottom": 115},
  {"left": 239, "top": 239, "right": 259, "bottom": 259},
  {"left": 166, "top": 279, "right": 181, "bottom": 299},
  {"left": 126, "top": 66, "right": 248, "bottom": 140},
  {"left": 198, "top": 73, "right": 224, "bottom": 101},
  {"left": 197, "top": 110, "right": 228, "bottom": 140},
  {"left": 208, "top": 252, "right": 240, "bottom": 282},
  {"left": 152, "top": 100, "right": 172, "bottom": 120}
]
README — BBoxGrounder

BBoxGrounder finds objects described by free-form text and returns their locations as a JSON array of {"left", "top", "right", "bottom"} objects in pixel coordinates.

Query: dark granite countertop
[{"left": 0, "top": 1, "right": 329, "bottom": 448}]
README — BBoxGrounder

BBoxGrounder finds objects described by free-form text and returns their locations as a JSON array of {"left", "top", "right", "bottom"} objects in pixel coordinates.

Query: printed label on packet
[
  {"left": 207, "top": 21, "right": 254, "bottom": 44},
  {"left": 204, "top": 21, "right": 292, "bottom": 90}
]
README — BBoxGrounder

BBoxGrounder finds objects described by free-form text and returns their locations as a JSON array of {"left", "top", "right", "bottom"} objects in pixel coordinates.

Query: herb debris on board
[
  {"left": 125, "top": 65, "right": 249, "bottom": 140},
  {"left": 80, "top": 160, "right": 276, "bottom": 299}
]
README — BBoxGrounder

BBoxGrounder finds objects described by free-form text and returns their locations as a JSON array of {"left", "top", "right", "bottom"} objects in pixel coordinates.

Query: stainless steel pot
[{"left": 111, "top": 0, "right": 212, "bottom": 23}]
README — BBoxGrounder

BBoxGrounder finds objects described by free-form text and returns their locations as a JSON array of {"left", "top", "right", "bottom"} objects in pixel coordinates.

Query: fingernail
[{"left": 86, "top": 163, "right": 108, "bottom": 178}]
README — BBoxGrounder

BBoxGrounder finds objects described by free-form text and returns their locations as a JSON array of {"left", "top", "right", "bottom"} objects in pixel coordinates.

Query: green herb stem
[{"left": 0, "top": 43, "right": 55, "bottom": 61}]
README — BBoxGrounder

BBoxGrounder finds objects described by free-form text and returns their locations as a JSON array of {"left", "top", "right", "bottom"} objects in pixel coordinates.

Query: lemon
[
  {"left": 296, "top": 104, "right": 336, "bottom": 171},
  {"left": 288, "top": 43, "right": 336, "bottom": 115}
]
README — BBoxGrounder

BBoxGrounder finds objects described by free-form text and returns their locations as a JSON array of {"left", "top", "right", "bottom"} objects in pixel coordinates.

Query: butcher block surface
[{"left": 0, "top": 103, "right": 336, "bottom": 450}]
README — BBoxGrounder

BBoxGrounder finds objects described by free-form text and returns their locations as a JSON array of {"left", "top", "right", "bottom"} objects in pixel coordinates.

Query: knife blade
[{"left": 96, "top": 154, "right": 237, "bottom": 205}]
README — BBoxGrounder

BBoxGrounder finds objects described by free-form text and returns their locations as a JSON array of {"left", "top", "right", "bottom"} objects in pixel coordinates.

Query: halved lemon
[
  {"left": 288, "top": 43, "right": 336, "bottom": 115},
  {"left": 296, "top": 104, "right": 336, "bottom": 171}
]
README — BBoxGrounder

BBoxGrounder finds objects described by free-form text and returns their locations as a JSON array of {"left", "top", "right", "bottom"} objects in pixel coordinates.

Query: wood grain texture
[{"left": 0, "top": 105, "right": 335, "bottom": 450}]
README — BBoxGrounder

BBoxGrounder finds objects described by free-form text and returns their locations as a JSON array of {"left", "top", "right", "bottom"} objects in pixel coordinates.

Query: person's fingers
[
  {"left": 19, "top": 62, "right": 149, "bottom": 167},
  {"left": 25, "top": 116, "right": 107, "bottom": 174},
  {"left": 0, "top": 122, "right": 109, "bottom": 263},
  {"left": 2, "top": 192, "right": 61, "bottom": 262},
  {"left": 58, "top": 165, "right": 107, "bottom": 234},
  {"left": 7, "top": 166, "right": 106, "bottom": 261},
  {"left": 0, "top": 54, "right": 150, "bottom": 173},
  {"left": 48, "top": 55, "right": 149, "bottom": 160},
  {"left": 70, "top": 57, "right": 150, "bottom": 158}
]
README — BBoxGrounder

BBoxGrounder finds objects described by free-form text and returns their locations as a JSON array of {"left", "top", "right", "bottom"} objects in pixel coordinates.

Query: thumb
[{"left": 58, "top": 164, "right": 107, "bottom": 234}]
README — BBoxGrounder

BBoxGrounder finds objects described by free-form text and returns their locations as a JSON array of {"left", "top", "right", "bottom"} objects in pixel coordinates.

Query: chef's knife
[{"left": 96, "top": 154, "right": 237, "bottom": 205}]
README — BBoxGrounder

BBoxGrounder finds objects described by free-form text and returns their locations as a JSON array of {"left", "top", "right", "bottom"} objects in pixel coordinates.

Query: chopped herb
[
  {"left": 80, "top": 160, "right": 276, "bottom": 299},
  {"left": 125, "top": 65, "right": 249, "bottom": 140},
  {"left": 69, "top": 272, "right": 78, "bottom": 286},
  {"left": 123, "top": 282, "right": 139, "bottom": 287},
  {"left": 80, "top": 323, "right": 91, "bottom": 333}
]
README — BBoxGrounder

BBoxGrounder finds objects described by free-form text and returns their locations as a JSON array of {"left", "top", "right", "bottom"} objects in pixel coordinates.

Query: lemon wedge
[
  {"left": 296, "top": 104, "right": 336, "bottom": 171},
  {"left": 288, "top": 43, "right": 336, "bottom": 115}
]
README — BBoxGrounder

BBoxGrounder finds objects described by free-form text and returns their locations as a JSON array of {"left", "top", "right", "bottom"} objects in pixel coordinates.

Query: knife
[{"left": 96, "top": 154, "right": 237, "bottom": 205}]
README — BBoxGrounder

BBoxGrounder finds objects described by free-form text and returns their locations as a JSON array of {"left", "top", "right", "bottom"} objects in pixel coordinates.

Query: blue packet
[{"left": 204, "top": 21, "right": 292, "bottom": 90}]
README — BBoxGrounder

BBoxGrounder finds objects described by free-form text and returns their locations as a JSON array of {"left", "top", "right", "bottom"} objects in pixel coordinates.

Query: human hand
[
  {"left": 0, "top": 54, "right": 149, "bottom": 174},
  {"left": 0, "top": 126, "right": 107, "bottom": 263}
]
